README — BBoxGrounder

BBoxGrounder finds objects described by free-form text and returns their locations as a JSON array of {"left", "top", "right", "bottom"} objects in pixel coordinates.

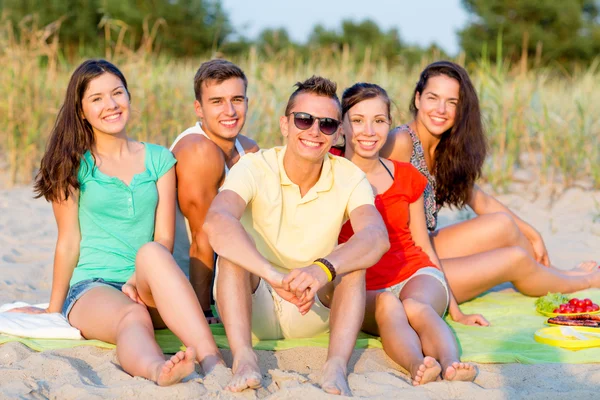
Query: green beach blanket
[{"left": 2, "top": 289, "right": 600, "bottom": 364}]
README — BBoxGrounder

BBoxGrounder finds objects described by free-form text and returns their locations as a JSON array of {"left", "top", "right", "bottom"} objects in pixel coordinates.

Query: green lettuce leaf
[{"left": 534, "top": 292, "right": 571, "bottom": 312}]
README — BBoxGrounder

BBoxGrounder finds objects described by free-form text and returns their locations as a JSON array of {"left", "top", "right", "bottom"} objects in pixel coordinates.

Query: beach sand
[{"left": 1, "top": 183, "right": 599, "bottom": 399}]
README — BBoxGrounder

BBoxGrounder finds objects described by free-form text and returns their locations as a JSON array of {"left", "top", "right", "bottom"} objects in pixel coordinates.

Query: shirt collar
[{"left": 277, "top": 146, "right": 334, "bottom": 200}]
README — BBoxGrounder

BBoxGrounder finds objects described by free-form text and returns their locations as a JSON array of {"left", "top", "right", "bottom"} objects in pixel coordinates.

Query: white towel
[{"left": 0, "top": 302, "right": 82, "bottom": 340}]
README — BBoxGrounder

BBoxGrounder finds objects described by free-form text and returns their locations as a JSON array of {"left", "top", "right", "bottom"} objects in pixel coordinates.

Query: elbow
[
  {"left": 202, "top": 210, "right": 221, "bottom": 248},
  {"left": 373, "top": 226, "right": 390, "bottom": 257}
]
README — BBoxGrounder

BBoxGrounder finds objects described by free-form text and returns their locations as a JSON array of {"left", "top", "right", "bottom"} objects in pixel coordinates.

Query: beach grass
[{"left": 1, "top": 19, "right": 599, "bottom": 189}]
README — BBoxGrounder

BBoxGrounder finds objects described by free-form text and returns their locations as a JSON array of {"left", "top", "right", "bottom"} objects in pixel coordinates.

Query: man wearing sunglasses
[
  {"left": 204, "top": 76, "right": 389, "bottom": 396},
  {"left": 170, "top": 59, "right": 259, "bottom": 324}
]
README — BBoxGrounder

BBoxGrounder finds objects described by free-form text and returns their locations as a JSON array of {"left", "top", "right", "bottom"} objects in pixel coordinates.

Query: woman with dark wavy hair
[
  {"left": 10, "top": 59, "right": 224, "bottom": 385},
  {"left": 381, "top": 60, "right": 600, "bottom": 303}
]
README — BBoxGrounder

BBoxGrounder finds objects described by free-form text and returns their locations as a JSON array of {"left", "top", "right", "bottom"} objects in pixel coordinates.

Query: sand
[{"left": 1, "top": 183, "right": 600, "bottom": 399}]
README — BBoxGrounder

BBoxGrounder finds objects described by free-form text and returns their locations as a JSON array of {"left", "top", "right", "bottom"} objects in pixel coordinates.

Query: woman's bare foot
[
  {"left": 226, "top": 348, "right": 262, "bottom": 392},
  {"left": 443, "top": 361, "right": 477, "bottom": 382},
  {"left": 155, "top": 347, "right": 196, "bottom": 386},
  {"left": 572, "top": 261, "right": 599, "bottom": 273},
  {"left": 412, "top": 356, "right": 442, "bottom": 386},
  {"left": 320, "top": 357, "right": 351, "bottom": 396}
]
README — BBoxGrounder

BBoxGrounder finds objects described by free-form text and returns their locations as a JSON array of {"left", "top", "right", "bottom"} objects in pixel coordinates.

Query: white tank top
[{"left": 171, "top": 122, "right": 246, "bottom": 275}]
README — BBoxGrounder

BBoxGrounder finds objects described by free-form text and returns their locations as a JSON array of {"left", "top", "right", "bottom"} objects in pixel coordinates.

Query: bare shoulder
[
  {"left": 237, "top": 134, "right": 260, "bottom": 154},
  {"left": 172, "top": 135, "right": 225, "bottom": 179},
  {"left": 380, "top": 126, "right": 413, "bottom": 162}
]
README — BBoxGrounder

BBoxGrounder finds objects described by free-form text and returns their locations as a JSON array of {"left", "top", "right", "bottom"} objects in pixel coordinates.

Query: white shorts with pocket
[{"left": 213, "top": 257, "right": 331, "bottom": 340}]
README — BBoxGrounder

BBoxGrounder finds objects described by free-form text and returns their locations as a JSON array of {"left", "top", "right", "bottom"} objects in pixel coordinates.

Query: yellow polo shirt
[{"left": 221, "top": 146, "right": 374, "bottom": 271}]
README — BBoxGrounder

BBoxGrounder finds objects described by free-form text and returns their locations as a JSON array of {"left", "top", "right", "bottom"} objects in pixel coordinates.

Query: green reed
[{"left": 1, "top": 19, "right": 599, "bottom": 190}]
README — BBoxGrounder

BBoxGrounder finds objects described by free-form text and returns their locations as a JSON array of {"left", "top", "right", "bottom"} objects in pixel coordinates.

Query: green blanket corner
[{"left": 2, "top": 289, "right": 600, "bottom": 364}]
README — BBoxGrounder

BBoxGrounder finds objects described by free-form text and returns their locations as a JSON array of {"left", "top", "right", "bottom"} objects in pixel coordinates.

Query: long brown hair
[
  {"left": 410, "top": 61, "right": 487, "bottom": 208},
  {"left": 34, "top": 60, "right": 129, "bottom": 202}
]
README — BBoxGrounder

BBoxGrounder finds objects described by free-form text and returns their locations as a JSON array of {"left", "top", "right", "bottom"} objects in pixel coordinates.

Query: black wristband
[{"left": 314, "top": 258, "right": 336, "bottom": 281}]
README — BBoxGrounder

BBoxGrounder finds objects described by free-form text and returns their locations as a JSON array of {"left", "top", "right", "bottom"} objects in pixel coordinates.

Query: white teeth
[
  {"left": 301, "top": 139, "right": 320, "bottom": 148},
  {"left": 431, "top": 117, "right": 445, "bottom": 122},
  {"left": 221, "top": 120, "right": 236, "bottom": 126},
  {"left": 359, "top": 141, "right": 376, "bottom": 146},
  {"left": 104, "top": 114, "right": 120, "bottom": 121}
]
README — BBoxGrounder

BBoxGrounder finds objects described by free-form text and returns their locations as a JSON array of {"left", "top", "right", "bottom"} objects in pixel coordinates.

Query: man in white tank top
[{"left": 170, "top": 60, "right": 258, "bottom": 322}]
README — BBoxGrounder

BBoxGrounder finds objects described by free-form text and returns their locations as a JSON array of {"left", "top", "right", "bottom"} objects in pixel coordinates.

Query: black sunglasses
[{"left": 287, "top": 112, "right": 340, "bottom": 135}]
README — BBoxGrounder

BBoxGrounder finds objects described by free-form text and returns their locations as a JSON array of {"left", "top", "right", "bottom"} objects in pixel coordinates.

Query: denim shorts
[{"left": 61, "top": 278, "right": 126, "bottom": 319}]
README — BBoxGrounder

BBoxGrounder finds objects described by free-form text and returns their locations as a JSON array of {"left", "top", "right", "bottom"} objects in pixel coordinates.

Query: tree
[
  {"left": 459, "top": 0, "right": 600, "bottom": 65},
  {"left": 1, "top": 0, "right": 232, "bottom": 57},
  {"left": 308, "top": 19, "right": 405, "bottom": 62}
]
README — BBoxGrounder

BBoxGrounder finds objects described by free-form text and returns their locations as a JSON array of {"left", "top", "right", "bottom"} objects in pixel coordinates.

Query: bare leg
[
  {"left": 135, "top": 243, "right": 224, "bottom": 374},
  {"left": 400, "top": 276, "right": 476, "bottom": 383},
  {"left": 318, "top": 270, "right": 366, "bottom": 396},
  {"left": 441, "top": 246, "right": 600, "bottom": 303},
  {"left": 215, "top": 257, "right": 262, "bottom": 392},
  {"left": 365, "top": 291, "right": 441, "bottom": 386},
  {"left": 69, "top": 287, "right": 195, "bottom": 385},
  {"left": 432, "top": 212, "right": 595, "bottom": 275}
]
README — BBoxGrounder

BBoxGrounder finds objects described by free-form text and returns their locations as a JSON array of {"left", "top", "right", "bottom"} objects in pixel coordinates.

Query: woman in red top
[{"left": 337, "top": 83, "right": 487, "bottom": 386}]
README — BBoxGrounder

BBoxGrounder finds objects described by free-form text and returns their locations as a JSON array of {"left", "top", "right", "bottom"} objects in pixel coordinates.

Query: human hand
[
  {"left": 453, "top": 312, "right": 490, "bottom": 327},
  {"left": 265, "top": 269, "right": 315, "bottom": 315},
  {"left": 122, "top": 279, "right": 146, "bottom": 306},
  {"left": 529, "top": 233, "right": 550, "bottom": 267},
  {"left": 6, "top": 306, "right": 48, "bottom": 314},
  {"left": 282, "top": 264, "right": 329, "bottom": 302}
]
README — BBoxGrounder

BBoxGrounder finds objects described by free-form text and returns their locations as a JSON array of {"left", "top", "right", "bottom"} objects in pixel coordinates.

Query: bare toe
[
  {"left": 156, "top": 347, "right": 196, "bottom": 386},
  {"left": 412, "top": 356, "right": 441, "bottom": 386},
  {"left": 444, "top": 361, "right": 477, "bottom": 382},
  {"left": 226, "top": 350, "right": 262, "bottom": 392}
]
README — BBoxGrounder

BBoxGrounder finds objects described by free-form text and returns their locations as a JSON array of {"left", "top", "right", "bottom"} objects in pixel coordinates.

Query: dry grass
[{"left": 1, "top": 18, "right": 599, "bottom": 189}]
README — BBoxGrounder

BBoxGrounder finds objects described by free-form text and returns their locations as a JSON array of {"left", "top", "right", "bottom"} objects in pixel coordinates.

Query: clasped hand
[{"left": 267, "top": 264, "right": 330, "bottom": 315}]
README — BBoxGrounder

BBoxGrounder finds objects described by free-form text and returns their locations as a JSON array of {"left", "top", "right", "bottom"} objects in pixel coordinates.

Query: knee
[
  {"left": 402, "top": 297, "right": 434, "bottom": 321},
  {"left": 505, "top": 246, "right": 532, "bottom": 270},
  {"left": 117, "top": 303, "right": 152, "bottom": 330},
  {"left": 136, "top": 242, "right": 170, "bottom": 266},
  {"left": 489, "top": 212, "right": 520, "bottom": 244},
  {"left": 374, "top": 292, "right": 402, "bottom": 323}
]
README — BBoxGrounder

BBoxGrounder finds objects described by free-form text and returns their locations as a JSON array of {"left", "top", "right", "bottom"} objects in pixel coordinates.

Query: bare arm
[
  {"left": 283, "top": 204, "right": 390, "bottom": 300},
  {"left": 468, "top": 184, "right": 549, "bottom": 266},
  {"left": 173, "top": 139, "right": 225, "bottom": 297},
  {"left": 203, "top": 190, "right": 282, "bottom": 285},
  {"left": 47, "top": 193, "right": 81, "bottom": 313},
  {"left": 154, "top": 167, "right": 176, "bottom": 252},
  {"left": 325, "top": 204, "right": 389, "bottom": 274}
]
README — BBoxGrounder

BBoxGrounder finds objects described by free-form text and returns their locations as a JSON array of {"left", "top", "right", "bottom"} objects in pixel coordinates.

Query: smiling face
[
  {"left": 342, "top": 96, "right": 391, "bottom": 159},
  {"left": 280, "top": 92, "right": 341, "bottom": 164},
  {"left": 195, "top": 77, "right": 247, "bottom": 140},
  {"left": 414, "top": 74, "right": 460, "bottom": 137},
  {"left": 81, "top": 72, "right": 130, "bottom": 137}
]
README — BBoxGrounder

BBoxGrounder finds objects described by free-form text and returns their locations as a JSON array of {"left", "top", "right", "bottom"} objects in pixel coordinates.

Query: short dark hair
[
  {"left": 284, "top": 76, "right": 341, "bottom": 118},
  {"left": 193, "top": 59, "right": 248, "bottom": 102}
]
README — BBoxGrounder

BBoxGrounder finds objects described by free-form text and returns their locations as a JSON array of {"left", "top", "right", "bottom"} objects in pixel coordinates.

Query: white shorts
[
  {"left": 213, "top": 257, "right": 331, "bottom": 340},
  {"left": 384, "top": 267, "right": 450, "bottom": 315}
]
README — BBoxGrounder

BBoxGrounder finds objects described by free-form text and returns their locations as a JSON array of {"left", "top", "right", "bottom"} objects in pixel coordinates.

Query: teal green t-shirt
[{"left": 70, "top": 143, "right": 177, "bottom": 286}]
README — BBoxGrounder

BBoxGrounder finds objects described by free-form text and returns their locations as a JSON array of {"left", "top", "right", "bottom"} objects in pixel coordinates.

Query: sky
[{"left": 220, "top": 0, "right": 470, "bottom": 55}]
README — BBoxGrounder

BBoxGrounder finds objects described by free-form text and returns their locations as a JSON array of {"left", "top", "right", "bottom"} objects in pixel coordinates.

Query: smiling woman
[{"left": 10, "top": 59, "right": 225, "bottom": 386}]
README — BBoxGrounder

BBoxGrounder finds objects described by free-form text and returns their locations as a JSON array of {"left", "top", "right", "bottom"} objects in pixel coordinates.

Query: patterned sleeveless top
[{"left": 397, "top": 124, "right": 439, "bottom": 231}]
